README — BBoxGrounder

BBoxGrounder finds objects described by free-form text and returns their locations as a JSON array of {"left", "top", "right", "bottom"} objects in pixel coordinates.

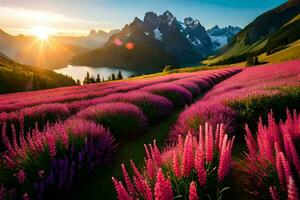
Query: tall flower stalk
[
  {"left": 113, "top": 123, "right": 235, "bottom": 199},
  {"left": 242, "top": 109, "right": 300, "bottom": 200}
]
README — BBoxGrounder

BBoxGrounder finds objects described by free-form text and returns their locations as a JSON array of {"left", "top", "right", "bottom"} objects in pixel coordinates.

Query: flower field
[
  {"left": 170, "top": 60, "right": 300, "bottom": 141},
  {"left": 0, "top": 61, "right": 299, "bottom": 200},
  {"left": 0, "top": 67, "right": 242, "bottom": 199}
]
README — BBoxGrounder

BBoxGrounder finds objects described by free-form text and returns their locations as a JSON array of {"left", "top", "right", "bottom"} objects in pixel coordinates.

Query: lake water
[{"left": 54, "top": 65, "right": 147, "bottom": 83}]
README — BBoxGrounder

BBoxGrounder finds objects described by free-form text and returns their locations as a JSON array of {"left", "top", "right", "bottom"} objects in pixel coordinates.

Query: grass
[
  {"left": 227, "top": 86, "right": 300, "bottom": 134},
  {"left": 130, "top": 65, "right": 238, "bottom": 80},
  {"left": 259, "top": 39, "right": 300, "bottom": 63},
  {"left": 71, "top": 109, "right": 183, "bottom": 200}
]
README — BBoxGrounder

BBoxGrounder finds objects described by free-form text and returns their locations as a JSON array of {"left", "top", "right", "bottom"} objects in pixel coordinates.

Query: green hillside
[
  {"left": 204, "top": 1, "right": 300, "bottom": 65},
  {"left": 0, "top": 53, "right": 76, "bottom": 94}
]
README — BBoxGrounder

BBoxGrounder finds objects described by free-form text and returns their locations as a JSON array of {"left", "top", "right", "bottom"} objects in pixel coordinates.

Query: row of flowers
[
  {"left": 0, "top": 68, "right": 241, "bottom": 144},
  {"left": 170, "top": 60, "right": 300, "bottom": 142},
  {"left": 0, "top": 68, "right": 238, "bottom": 113},
  {"left": 0, "top": 67, "right": 242, "bottom": 199},
  {"left": 113, "top": 110, "right": 300, "bottom": 199}
]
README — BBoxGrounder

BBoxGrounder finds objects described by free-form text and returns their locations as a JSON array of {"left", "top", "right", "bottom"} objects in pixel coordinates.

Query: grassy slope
[
  {"left": 203, "top": 1, "right": 300, "bottom": 66},
  {"left": 259, "top": 39, "right": 300, "bottom": 63},
  {"left": 131, "top": 64, "right": 244, "bottom": 80},
  {"left": 0, "top": 53, "right": 76, "bottom": 94},
  {"left": 284, "top": 13, "right": 300, "bottom": 27}
]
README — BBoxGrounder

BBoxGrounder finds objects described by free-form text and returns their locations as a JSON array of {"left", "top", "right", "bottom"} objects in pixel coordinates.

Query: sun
[{"left": 31, "top": 26, "right": 52, "bottom": 40}]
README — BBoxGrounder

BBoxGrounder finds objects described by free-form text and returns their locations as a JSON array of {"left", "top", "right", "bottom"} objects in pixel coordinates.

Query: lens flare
[
  {"left": 114, "top": 38, "right": 123, "bottom": 46},
  {"left": 126, "top": 42, "right": 134, "bottom": 50}
]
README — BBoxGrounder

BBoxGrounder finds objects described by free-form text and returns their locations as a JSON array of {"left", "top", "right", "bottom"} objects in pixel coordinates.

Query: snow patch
[
  {"left": 154, "top": 28, "right": 163, "bottom": 41},
  {"left": 209, "top": 35, "right": 228, "bottom": 49},
  {"left": 186, "top": 34, "right": 202, "bottom": 46}
]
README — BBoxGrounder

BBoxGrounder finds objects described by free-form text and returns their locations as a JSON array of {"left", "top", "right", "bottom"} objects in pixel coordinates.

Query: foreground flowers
[
  {"left": 113, "top": 123, "right": 235, "bottom": 199},
  {"left": 242, "top": 110, "right": 300, "bottom": 200},
  {"left": 0, "top": 119, "right": 116, "bottom": 199}
]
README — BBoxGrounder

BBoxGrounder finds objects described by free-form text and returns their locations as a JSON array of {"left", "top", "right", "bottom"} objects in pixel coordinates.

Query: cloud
[
  {"left": 0, "top": 6, "right": 97, "bottom": 24},
  {"left": 0, "top": 6, "right": 115, "bottom": 35}
]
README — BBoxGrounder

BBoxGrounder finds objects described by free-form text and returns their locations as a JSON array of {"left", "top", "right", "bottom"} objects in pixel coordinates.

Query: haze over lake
[{"left": 55, "top": 65, "right": 143, "bottom": 82}]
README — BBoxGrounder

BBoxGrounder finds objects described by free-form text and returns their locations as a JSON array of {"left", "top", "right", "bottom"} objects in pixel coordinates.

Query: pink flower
[
  {"left": 14, "top": 169, "right": 26, "bottom": 184},
  {"left": 244, "top": 124, "right": 257, "bottom": 156},
  {"left": 146, "top": 158, "right": 156, "bottom": 180},
  {"left": 130, "top": 160, "right": 152, "bottom": 200},
  {"left": 195, "top": 142, "right": 206, "bottom": 187},
  {"left": 218, "top": 135, "right": 229, "bottom": 183},
  {"left": 279, "top": 152, "right": 292, "bottom": 188},
  {"left": 172, "top": 152, "right": 181, "bottom": 178},
  {"left": 182, "top": 134, "right": 194, "bottom": 177},
  {"left": 189, "top": 181, "right": 199, "bottom": 200},
  {"left": 112, "top": 177, "right": 132, "bottom": 200},
  {"left": 121, "top": 164, "right": 136, "bottom": 196},
  {"left": 287, "top": 176, "right": 299, "bottom": 200},
  {"left": 286, "top": 135, "right": 300, "bottom": 177},
  {"left": 152, "top": 140, "right": 162, "bottom": 166},
  {"left": 154, "top": 168, "right": 173, "bottom": 200},
  {"left": 205, "top": 123, "right": 214, "bottom": 163},
  {"left": 22, "top": 193, "right": 30, "bottom": 200},
  {"left": 269, "top": 186, "right": 279, "bottom": 200},
  {"left": 275, "top": 148, "right": 285, "bottom": 188},
  {"left": 46, "top": 133, "right": 56, "bottom": 159}
]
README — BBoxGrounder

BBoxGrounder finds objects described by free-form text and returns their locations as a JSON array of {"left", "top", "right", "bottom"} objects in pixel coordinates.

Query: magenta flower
[
  {"left": 121, "top": 164, "right": 136, "bottom": 196},
  {"left": 14, "top": 169, "right": 26, "bottom": 184},
  {"left": 269, "top": 186, "right": 279, "bottom": 200},
  {"left": 172, "top": 152, "right": 181, "bottom": 178},
  {"left": 287, "top": 176, "right": 299, "bottom": 200},
  {"left": 113, "top": 123, "right": 233, "bottom": 200},
  {"left": 154, "top": 168, "right": 173, "bottom": 200},
  {"left": 189, "top": 181, "right": 199, "bottom": 200},
  {"left": 242, "top": 110, "right": 300, "bottom": 199}
]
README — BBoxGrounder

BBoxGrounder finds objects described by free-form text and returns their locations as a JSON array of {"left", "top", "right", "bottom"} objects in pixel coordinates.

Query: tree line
[{"left": 81, "top": 70, "right": 124, "bottom": 85}]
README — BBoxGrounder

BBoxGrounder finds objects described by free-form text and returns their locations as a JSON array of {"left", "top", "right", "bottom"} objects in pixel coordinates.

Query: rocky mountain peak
[
  {"left": 161, "top": 10, "right": 177, "bottom": 26},
  {"left": 184, "top": 17, "right": 201, "bottom": 29},
  {"left": 144, "top": 12, "right": 159, "bottom": 30},
  {"left": 211, "top": 25, "right": 221, "bottom": 31}
]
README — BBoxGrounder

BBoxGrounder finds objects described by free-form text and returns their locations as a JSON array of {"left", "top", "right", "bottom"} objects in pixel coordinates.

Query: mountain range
[
  {"left": 71, "top": 11, "right": 241, "bottom": 70},
  {"left": 0, "top": 29, "right": 119, "bottom": 69}
]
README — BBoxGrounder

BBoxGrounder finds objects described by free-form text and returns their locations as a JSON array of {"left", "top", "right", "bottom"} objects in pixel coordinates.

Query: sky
[{"left": 0, "top": 0, "right": 287, "bottom": 36}]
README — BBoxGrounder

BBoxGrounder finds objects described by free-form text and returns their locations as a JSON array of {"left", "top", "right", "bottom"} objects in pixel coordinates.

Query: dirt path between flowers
[{"left": 72, "top": 108, "right": 183, "bottom": 200}]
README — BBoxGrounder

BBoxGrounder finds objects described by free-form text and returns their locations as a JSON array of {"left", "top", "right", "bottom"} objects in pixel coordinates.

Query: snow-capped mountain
[
  {"left": 72, "top": 11, "right": 240, "bottom": 69},
  {"left": 207, "top": 25, "right": 241, "bottom": 49},
  {"left": 179, "top": 17, "right": 213, "bottom": 52}
]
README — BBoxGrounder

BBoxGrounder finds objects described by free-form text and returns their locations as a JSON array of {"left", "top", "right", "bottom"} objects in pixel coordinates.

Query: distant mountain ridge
[
  {"left": 0, "top": 29, "right": 120, "bottom": 69},
  {"left": 207, "top": 25, "right": 241, "bottom": 49},
  {"left": 54, "top": 29, "right": 120, "bottom": 49},
  {"left": 72, "top": 11, "right": 240, "bottom": 70}
]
